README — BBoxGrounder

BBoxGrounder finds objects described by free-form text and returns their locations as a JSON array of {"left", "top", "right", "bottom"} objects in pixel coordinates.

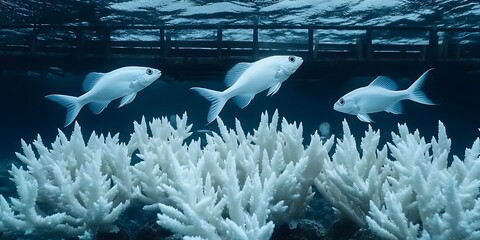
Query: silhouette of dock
[{"left": 0, "top": 24, "right": 479, "bottom": 69}]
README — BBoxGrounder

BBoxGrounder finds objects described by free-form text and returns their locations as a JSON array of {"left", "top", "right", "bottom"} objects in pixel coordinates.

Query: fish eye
[
  {"left": 339, "top": 98, "right": 345, "bottom": 105},
  {"left": 288, "top": 56, "right": 295, "bottom": 62},
  {"left": 146, "top": 69, "right": 153, "bottom": 75}
]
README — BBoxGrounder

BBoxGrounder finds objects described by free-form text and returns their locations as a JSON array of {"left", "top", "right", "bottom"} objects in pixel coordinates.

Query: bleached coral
[
  {"left": 0, "top": 123, "right": 133, "bottom": 239},
  {"left": 366, "top": 122, "right": 480, "bottom": 240},
  {"left": 129, "top": 111, "right": 333, "bottom": 239},
  {"left": 4, "top": 110, "right": 477, "bottom": 240},
  {"left": 315, "top": 120, "right": 391, "bottom": 226},
  {"left": 0, "top": 111, "right": 331, "bottom": 239},
  {"left": 315, "top": 119, "right": 480, "bottom": 240}
]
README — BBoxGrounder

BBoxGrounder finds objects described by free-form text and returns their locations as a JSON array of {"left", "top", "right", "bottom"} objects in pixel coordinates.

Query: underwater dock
[{"left": 0, "top": 24, "right": 479, "bottom": 70}]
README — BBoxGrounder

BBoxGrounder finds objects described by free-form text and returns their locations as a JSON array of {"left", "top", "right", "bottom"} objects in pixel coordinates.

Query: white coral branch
[
  {"left": 0, "top": 123, "right": 133, "bottom": 239},
  {"left": 316, "top": 119, "right": 480, "bottom": 240},
  {"left": 315, "top": 120, "right": 390, "bottom": 226},
  {"left": 132, "top": 110, "right": 329, "bottom": 239}
]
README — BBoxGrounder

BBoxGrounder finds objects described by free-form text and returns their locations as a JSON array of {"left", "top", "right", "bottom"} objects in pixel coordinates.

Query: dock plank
[{"left": 0, "top": 24, "right": 479, "bottom": 65}]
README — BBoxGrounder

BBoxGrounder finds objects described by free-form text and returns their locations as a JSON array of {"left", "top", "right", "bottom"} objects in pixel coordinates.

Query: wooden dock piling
[{"left": 0, "top": 24, "right": 479, "bottom": 69}]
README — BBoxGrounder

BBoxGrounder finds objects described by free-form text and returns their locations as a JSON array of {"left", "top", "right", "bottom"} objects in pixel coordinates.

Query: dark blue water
[
  {"left": 0, "top": 1, "right": 479, "bottom": 239},
  {"left": 1, "top": 60, "right": 479, "bottom": 239},
  {"left": 1, "top": 64, "right": 477, "bottom": 163},
  {"left": 2, "top": 46, "right": 480, "bottom": 240}
]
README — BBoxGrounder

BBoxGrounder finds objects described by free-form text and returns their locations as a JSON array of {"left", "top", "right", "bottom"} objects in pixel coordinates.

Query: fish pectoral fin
[
  {"left": 89, "top": 101, "right": 111, "bottom": 115},
  {"left": 386, "top": 102, "right": 403, "bottom": 114},
  {"left": 357, "top": 113, "right": 373, "bottom": 123},
  {"left": 224, "top": 62, "right": 251, "bottom": 87},
  {"left": 267, "top": 83, "right": 282, "bottom": 96},
  {"left": 275, "top": 68, "right": 284, "bottom": 79},
  {"left": 233, "top": 94, "right": 255, "bottom": 109},
  {"left": 129, "top": 79, "right": 139, "bottom": 89},
  {"left": 82, "top": 72, "right": 105, "bottom": 92},
  {"left": 119, "top": 92, "right": 137, "bottom": 108}
]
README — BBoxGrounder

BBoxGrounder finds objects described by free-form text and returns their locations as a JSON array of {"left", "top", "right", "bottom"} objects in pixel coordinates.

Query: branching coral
[
  {"left": 0, "top": 111, "right": 332, "bottom": 239},
  {"left": 315, "top": 120, "right": 391, "bottom": 226},
  {"left": 366, "top": 122, "right": 480, "bottom": 240},
  {"left": 316, "top": 120, "right": 480, "bottom": 240},
  {"left": 0, "top": 123, "right": 132, "bottom": 239},
  {"left": 128, "top": 111, "right": 333, "bottom": 239},
  {"left": 2, "top": 111, "right": 478, "bottom": 240}
]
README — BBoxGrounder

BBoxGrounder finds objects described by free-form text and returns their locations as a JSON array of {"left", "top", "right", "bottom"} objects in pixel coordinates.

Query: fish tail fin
[
  {"left": 45, "top": 94, "right": 83, "bottom": 127},
  {"left": 190, "top": 87, "right": 227, "bottom": 124},
  {"left": 406, "top": 68, "right": 435, "bottom": 105}
]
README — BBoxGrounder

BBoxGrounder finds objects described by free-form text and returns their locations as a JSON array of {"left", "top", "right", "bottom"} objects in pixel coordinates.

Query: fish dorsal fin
[
  {"left": 368, "top": 76, "right": 398, "bottom": 90},
  {"left": 119, "top": 92, "right": 137, "bottom": 108},
  {"left": 386, "top": 101, "right": 403, "bottom": 114},
  {"left": 89, "top": 101, "right": 110, "bottom": 115},
  {"left": 83, "top": 72, "right": 105, "bottom": 92},
  {"left": 233, "top": 94, "right": 255, "bottom": 109},
  {"left": 225, "top": 62, "right": 251, "bottom": 87}
]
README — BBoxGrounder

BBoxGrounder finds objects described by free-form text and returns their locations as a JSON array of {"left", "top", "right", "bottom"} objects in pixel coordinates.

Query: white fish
[
  {"left": 333, "top": 68, "right": 435, "bottom": 123},
  {"left": 191, "top": 55, "right": 303, "bottom": 123},
  {"left": 46, "top": 66, "right": 162, "bottom": 127}
]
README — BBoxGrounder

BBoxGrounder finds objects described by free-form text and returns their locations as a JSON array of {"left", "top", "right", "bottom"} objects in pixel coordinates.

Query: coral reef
[
  {"left": 0, "top": 111, "right": 330, "bottom": 239},
  {"left": 316, "top": 120, "right": 480, "bottom": 240},
  {"left": 1, "top": 111, "right": 479, "bottom": 240},
  {"left": 129, "top": 111, "right": 331, "bottom": 239},
  {"left": 0, "top": 124, "right": 132, "bottom": 239}
]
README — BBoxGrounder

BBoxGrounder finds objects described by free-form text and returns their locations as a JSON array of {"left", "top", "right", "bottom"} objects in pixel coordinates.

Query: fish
[
  {"left": 191, "top": 55, "right": 303, "bottom": 123},
  {"left": 333, "top": 68, "right": 436, "bottom": 123},
  {"left": 46, "top": 66, "right": 162, "bottom": 127}
]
